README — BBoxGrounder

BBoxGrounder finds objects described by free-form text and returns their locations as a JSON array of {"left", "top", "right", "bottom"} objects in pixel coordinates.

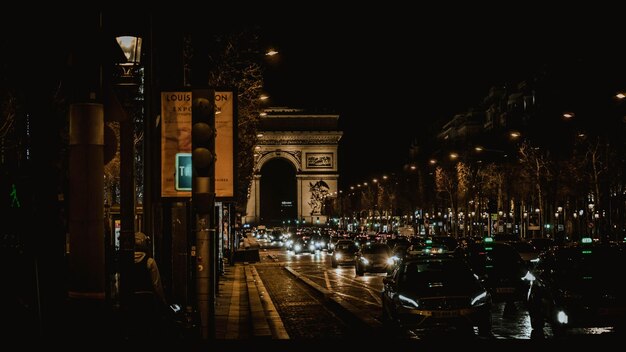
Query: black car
[
  {"left": 527, "top": 243, "right": 626, "bottom": 336},
  {"left": 355, "top": 243, "right": 392, "bottom": 276},
  {"left": 292, "top": 236, "right": 315, "bottom": 254},
  {"left": 269, "top": 229, "right": 283, "bottom": 243},
  {"left": 331, "top": 240, "right": 358, "bottom": 268},
  {"left": 381, "top": 252, "right": 492, "bottom": 336},
  {"left": 455, "top": 241, "right": 530, "bottom": 305}
]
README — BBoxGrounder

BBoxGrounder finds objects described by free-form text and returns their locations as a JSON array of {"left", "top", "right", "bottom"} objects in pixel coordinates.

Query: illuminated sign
[{"left": 175, "top": 153, "right": 192, "bottom": 191}]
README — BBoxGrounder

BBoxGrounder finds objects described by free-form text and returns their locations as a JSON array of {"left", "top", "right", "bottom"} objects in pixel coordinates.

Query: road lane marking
[
  {"left": 331, "top": 272, "right": 383, "bottom": 304},
  {"left": 304, "top": 271, "right": 383, "bottom": 306},
  {"left": 324, "top": 271, "right": 332, "bottom": 290},
  {"left": 332, "top": 272, "right": 383, "bottom": 291},
  {"left": 367, "top": 287, "right": 383, "bottom": 305},
  {"left": 333, "top": 291, "right": 379, "bottom": 306}
]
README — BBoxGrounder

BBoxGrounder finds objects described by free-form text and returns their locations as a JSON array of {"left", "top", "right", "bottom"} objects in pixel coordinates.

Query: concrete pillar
[
  {"left": 254, "top": 175, "right": 261, "bottom": 224},
  {"left": 68, "top": 103, "right": 105, "bottom": 300},
  {"left": 297, "top": 175, "right": 303, "bottom": 222}
]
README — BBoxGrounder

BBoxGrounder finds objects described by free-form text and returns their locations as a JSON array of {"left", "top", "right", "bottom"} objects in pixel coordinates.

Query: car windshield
[
  {"left": 432, "top": 237, "right": 458, "bottom": 250},
  {"left": 335, "top": 242, "right": 357, "bottom": 251},
  {"left": 463, "top": 244, "right": 526, "bottom": 276},
  {"left": 362, "top": 244, "right": 390, "bottom": 255},
  {"left": 508, "top": 242, "right": 536, "bottom": 253},
  {"left": 553, "top": 248, "right": 626, "bottom": 283},
  {"left": 400, "top": 258, "right": 480, "bottom": 291}
]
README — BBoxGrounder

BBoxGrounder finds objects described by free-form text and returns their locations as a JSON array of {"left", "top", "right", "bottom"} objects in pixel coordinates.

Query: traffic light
[{"left": 191, "top": 89, "right": 215, "bottom": 215}]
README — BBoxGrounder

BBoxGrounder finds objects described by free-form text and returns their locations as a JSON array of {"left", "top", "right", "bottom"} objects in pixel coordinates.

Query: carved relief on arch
[{"left": 254, "top": 149, "right": 302, "bottom": 173}]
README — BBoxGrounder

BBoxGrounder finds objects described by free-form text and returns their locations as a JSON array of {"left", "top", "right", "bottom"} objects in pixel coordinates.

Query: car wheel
[
  {"left": 551, "top": 324, "right": 566, "bottom": 338},
  {"left": 477, "top": 314, "right": 493, "bottom": 338},
  {"left": 381, "top": 300, "right": 391, "bottom": 323},
  {"left": 356, "top": 265, "right": 364, "bottom": 276},
  {"left": 331, "top": 260, "right": 337, "bottom": 268}
]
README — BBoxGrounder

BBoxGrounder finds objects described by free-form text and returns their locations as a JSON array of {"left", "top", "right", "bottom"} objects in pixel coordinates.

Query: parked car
[
  {"left": 382, "top": 252, "right": 492, "bottom": 336},
  {"left": 527, "top": 243, "right": 626, "bottom": 336}
]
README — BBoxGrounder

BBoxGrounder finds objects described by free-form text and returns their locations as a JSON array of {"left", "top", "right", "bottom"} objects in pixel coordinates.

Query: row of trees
[
  {"left": 325, "top": 131, "right": 625, "bottom": 241},
  {"left": 324, "top": 57, "right": 626, "bottom": 241}
]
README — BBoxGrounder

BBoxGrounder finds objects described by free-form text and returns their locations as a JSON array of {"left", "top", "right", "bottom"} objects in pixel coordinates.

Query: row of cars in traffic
[{"left": 326, "top": 233, "right": 626, "bottom": 337}]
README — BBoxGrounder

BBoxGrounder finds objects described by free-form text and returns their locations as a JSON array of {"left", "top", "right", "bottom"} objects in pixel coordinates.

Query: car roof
[{"left": 403, "top": 251, "right": 457, "bottom": 262}]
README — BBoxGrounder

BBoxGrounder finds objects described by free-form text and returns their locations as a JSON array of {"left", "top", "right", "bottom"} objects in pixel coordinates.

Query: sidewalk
[{"left": 215, "top": 235, "right": 288, "bottom": 340}]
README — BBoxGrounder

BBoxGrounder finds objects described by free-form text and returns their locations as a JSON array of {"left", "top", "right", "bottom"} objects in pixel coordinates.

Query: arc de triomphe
[{"left": 243, "top": 108, "right": 342, "bottom": 226}]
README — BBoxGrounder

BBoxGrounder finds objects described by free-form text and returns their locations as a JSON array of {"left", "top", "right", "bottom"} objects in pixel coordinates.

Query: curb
[
  {"left": 250, "top": 266, "right": 290, "bottom": 339},
  {"left": 244, "top": 265, "right": 272, "bottom": 339},
  {"left": 283, "top": 266, "right": 383, "bottom": 332}
]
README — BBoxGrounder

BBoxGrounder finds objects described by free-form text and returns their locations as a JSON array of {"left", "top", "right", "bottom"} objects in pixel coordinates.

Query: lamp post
[{"left": 114, "top": 35, "right": 142, "bottom": 312}]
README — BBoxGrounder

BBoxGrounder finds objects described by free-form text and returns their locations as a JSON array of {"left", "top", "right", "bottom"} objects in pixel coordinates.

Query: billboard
[
  {"left": 215, "top": 91, "right": 235, "bottom": 198},
  {"left": 161, "top": 90, "right": 235, "bottom": 198},
  {"left": 161, "top": 91, "right": 192, "bottom": 197}
]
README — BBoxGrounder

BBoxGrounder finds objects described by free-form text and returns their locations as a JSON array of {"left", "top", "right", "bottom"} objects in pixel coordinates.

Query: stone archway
[
  {"left": 243, "top": 108, "right": 342, "bottom": 226},
  {"left": 259, "top": 158, "right": 297, "bottom": 227}
]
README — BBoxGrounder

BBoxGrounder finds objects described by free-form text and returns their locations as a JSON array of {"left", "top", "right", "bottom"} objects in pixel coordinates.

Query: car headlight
[
  {"left": 294, "top": 244, "right": 302, "bottom": 251},
  {"left": 521, "top": 271, "right": 536, "bottom": 282},
  {"left": 557, "top": 310, "right": 568, "bottom": 324},
  {"left": 399, "top": 294, "right": 419, "bottom": 309},
  {"left": 360, "top": 257, "right": 369, "bottom": 265},
  {"left": 335, "top": 253, "right": 343, "bottom": 260},
  {"left": 321, "top": 241, "right": 325, "bottom": 247},
  {"left": 309, "top": 244, "right": 316, "bottom": 251},
  {"left": 386, "top": 257, "right": 395, "bottom": 265},
  {"left": 471, "top": 291, "right": 489, "bottom": 306}
]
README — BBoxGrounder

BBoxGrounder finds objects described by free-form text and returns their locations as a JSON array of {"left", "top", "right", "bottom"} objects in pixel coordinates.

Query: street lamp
[
  {"left": 115, "top": 36, "right": 142, "bottom": 84},
  {"left": 115, "top": 34, "right": 142, "bottom": 313}
]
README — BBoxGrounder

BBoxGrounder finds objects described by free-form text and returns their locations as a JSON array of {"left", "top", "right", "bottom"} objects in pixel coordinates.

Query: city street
[{"left": 254, "top": 240, "right": 620, "bottom": 340}]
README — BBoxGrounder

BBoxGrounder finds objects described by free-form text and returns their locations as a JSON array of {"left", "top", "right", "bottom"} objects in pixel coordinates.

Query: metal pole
[
  {"left": 192, "top": 89, "right": 215, "bottom": 339},
  {"left": 119, "top": 108, "right": 136, "bottom": 316}
]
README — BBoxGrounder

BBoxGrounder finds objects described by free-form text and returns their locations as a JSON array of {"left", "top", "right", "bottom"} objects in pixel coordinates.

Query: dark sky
[
  {"left": 257, "top": 14, "right": 622, "bottom": 189},
  {"left": 4, "top": 10, "right": 622, "bottom": 191}
]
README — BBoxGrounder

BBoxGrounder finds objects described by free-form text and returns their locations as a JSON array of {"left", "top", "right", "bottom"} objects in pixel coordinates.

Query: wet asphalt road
[{"left": 255, "top": 241, "right": 621, "bottom": 340}]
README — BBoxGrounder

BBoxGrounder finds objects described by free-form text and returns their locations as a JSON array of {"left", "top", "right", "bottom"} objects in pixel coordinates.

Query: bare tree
[
  {"left": 519, "top": 140, "right": 552, "bottom": 234},
  {"left": 435, "top": 166, "right": 458, "bottom": 235},
  {"left": 207, "top": 30, "right": 264, "bottom": 212}
]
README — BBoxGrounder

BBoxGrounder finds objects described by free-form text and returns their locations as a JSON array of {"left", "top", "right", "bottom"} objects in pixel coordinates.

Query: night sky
[
  {"left": 258, "top": 13, "right": 623, "bottom": 189},
  {"left": 3, "top": 10, "right": 623, "bottom": 191}
]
